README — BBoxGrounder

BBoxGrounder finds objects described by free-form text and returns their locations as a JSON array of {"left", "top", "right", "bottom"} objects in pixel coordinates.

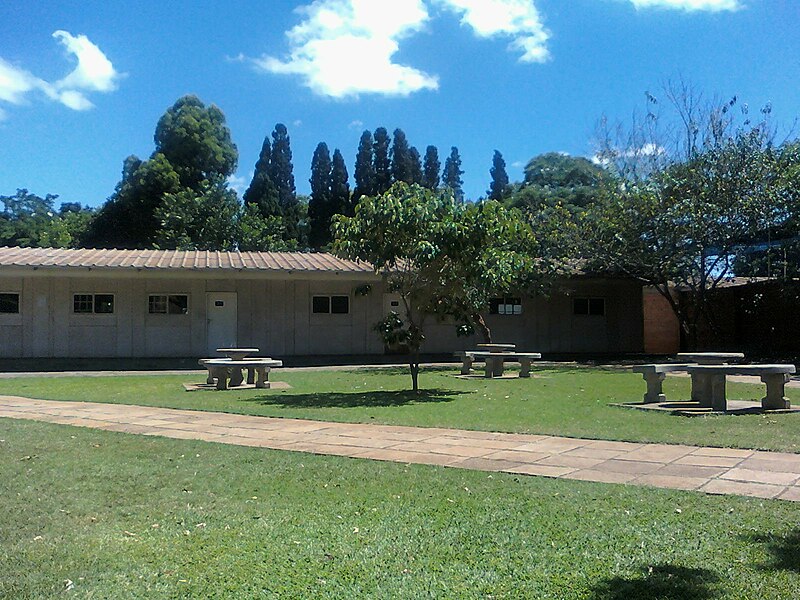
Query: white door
[{"left": 206, "top": 292, "right": 238, "bottom": 354}]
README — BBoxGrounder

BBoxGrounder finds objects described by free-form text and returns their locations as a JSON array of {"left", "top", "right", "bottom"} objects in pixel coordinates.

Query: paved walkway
[{"left": 2, "top": 395, "right": 799, "bottom": 502}]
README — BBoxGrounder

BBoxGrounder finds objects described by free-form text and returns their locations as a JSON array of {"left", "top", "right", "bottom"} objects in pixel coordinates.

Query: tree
[
  {"left": 584, "top": 86, "right": 791, "bottom": 348},
  {"left": 243, "top": 137, "right": 280, "bottom": 220},
  {"left": 373, "top": 127, "right": 392, "bottom": 195},
  {"left": 442, "top": 146, "right": 464, "bottom": 202},
  {"left": 487, "top": 150, "right": 510, "bottom": 201},
  {"left": 237, "top": 204, "right": 288, "bottom": 251},
  {"left": 352, "top": 130, "right": 375, "bottom": 202},
  {"left": 332, "top": 183, "right": 548, "bottom": 391},
  {"left": 409, "top": 146, "right": 423, "bottom": 185},
  {"left": 154, "top": 95, "right": 238, "bottom": 189},
  {"left": 422, "top": 145, "right": 440, "bottom": 190},
  {"left": 0, "top": 189, "right": 92, "bottom": 248},
  {"left": 269, "top": 123, "right": 300, "bottom": 242},
  {"left": 509, "top": 152, "right": 610, "bottom": 215},
  {"left": 308, "top": 142, "right": 333, "bottom": 249},
  {"left": 390, "top": 128, "right": 413, "bottom": 184},
  {"left": 330, "top": 149, "right": 352, "bottom": 217}
]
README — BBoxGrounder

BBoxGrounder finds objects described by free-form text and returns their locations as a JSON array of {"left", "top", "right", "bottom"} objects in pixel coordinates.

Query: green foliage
[
  {"left": 0, "top": 189, "right": 93, "bottom": 248},
  {"left": 352, "top": 130, "right": 375, "bottom": 201},
  {"left": 442, "top": 146, "right": 464, "bottom": 202},
  {"left": 510, "top": 152, "right": 610, "bottom": 214},
  {"left": 154, "top": 95, "right": 238, "bottom": 189},
  {"left": 330, "top": 149, "right": 352, "bottom": 217},
  {"left": 373, "top": 127, "right": 392, "bottom": 195},
  {"left": 409, "top": 146, "right": 423, "bottom": 185},
  {"left": 154, "top": 178, "right": 239, "bottom": 250},
  {"left": 243, "top": 136, "right": 280, "bottom": 219},
  {"left": 237, "top": 203, "right": 290, "bottom": 251},
  {"left": 269, "top": 123, "right": 300, "bottom": 243},
  {"left": 390, "top": 128, "right": 413, "bottom": 184},
  {"left": 422, "top": 145, "right": 440, "bottom": 190},
  {"left": 332, "top": 182, "right": 547, "bottom": 389},
  {"left": 487, "top": 149, "right": 511, "bottom": 201},
  {"left": 308, "top": 142, "right": 333, "bottom": 249}
]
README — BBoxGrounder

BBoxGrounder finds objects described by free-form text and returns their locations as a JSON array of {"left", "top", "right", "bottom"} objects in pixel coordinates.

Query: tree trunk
[
  {"left": 409, "top": 350, "right": 420, "bottom": 393},
  {"left": 472, "top": 312, "right": 492, "bottom": 343}
]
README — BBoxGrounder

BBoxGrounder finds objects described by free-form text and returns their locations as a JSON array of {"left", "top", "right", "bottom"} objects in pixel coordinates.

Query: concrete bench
[
  {"left": 455, "top": 351, "right": 542, "bottom": 378},
  {"left": 632, "top": 363, "right": 693, "bottom": 403},
  {"left": 202, "top": 358, "right": 283, "bottom": 390},
  {"left": 685, "top": 364, "right": 796, "bottom": 411}
]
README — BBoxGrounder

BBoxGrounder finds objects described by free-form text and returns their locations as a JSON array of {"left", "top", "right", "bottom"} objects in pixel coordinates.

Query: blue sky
[{"left": 1, "top": 0, "right": 798, "bottom": 207}]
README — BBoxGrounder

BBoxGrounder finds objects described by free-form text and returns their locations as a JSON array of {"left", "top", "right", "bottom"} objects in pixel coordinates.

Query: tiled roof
[{"left": 0, "top": 246, "right": 375, "bottom": 274}]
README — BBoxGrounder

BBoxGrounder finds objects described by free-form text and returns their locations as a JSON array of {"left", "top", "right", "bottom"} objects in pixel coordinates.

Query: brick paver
[{"left": 2, "top": 394, "right": 800, "bottom": 502}]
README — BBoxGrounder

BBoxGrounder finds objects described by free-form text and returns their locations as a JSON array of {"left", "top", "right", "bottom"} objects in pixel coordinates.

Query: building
[{"left": 0, "top": 246, "right": 645, "bottom": 359}]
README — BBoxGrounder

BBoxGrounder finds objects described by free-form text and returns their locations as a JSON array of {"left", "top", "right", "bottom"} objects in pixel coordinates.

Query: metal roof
[{"left": 0, "top": 246, "right": 374, "bottom": 274}]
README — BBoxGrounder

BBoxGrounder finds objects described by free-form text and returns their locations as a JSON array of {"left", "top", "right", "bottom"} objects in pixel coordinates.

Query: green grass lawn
[
  {"left": 2, "top": 418, "right": 799, "bottom": 599},
  {"left": 1, "top": 365, "right": 799, "bottom": 452}
]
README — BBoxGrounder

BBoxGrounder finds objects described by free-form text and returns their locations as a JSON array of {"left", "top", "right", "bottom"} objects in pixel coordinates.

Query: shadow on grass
[
  {"left": 745, "top": 529, "right": 800, "bottom": 572},
  {"left": 591, "top": 565, "right": 720, "bottom": 600},
  {"left": 243, "top": 388, "right": 465, "bottom": 409}
]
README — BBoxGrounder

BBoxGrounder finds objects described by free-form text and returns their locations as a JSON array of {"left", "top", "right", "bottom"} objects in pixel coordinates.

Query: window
[
  {"left": 489, "top": 297, "right": 522, "bottom": 315},
  {"left": 73, "top": 294, "right": 114, "bottom": 314},
  {"left": 312, "top": 295, "right": 349, "bottom": 314},
  {"left": 148, "top": 294, "right": 188, "bottom": 314},
  {"left": 573, "top": 297, "right": 605, "bottom": 316},
  {"left": 0, "top": 293, "right": 19, "bottom": 314}
]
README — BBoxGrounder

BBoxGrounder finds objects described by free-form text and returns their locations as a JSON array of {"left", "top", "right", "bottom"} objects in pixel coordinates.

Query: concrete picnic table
[
  {"left": 685, "top": 363, "right": 796, "bottom": 411},
  {"left": 676, "top": 352, "right": 744, "bottom": 365},
  {"left": 203, "top": 358, "right": 283, "bottom": 390},
  {"left": 216, "top": 347, "right": 260, "bottom": 361},
  {"left": 455, "top": 345, "right": 541, "bottom": 378}
]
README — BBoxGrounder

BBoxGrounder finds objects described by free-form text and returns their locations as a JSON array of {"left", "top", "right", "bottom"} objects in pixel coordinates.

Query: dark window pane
[
  {"left": 331, "top": 296, "right": 349, "bottom": 314},
  {"left": 312, "top": 296, "right": 330, "bottom": 313},
  {"left": 573, "top": 298, "right": 589, "bottom": 315},
  {"left": 74, "top": 294, "right": 93, "bottom": 313},
  {"left": 589, "top": 298, "right": 605, "bottom": 316},
  {"left": 0, "top": 293, "right": 19, "bottom": 313},
  {"left": 94, "top": 294, "right": 114, "bottom": 314},
  {"left": 489, "top": 298, "right": 502, "bottom": 314},
  {"left": 168, "top": 295, "right": 188, "bottom": 314},
  {"left": 148, "top": 295, "right": 167, "bottom": 314}
]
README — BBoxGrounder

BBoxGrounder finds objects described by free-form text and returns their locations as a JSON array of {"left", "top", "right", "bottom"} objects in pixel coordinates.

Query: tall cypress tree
[
  {"left": 488, "top": 150, "right": 510, "bottom": 201},
  {"left": 269, "top": 123, "right": 299, "bottom": 242},
  {"left": 308, "top": 142, "right": 332, "bottom": 249},
  {"left": 373, "top": 127, "right": 392, "bottom": 195},
  {"left": 443, "top": 146, "right": 465, "bottom": 202},
  {"left": 390, "top": 128, "right": 413, "bottom": 184},
  {"left": 353, "top": 130, "right": 375, "bottom": 201},
  {"left": 409, "top": 146, "right": 423, "bottom": 185},
  {"left": 422, "top": 145, "right": 440, "bottom": 190},
  {"left": 330, "top": 148, "right": 352, "bottom": 217},
  {"left": 243, "top": 136, "right": 280, "bottom": 219}
]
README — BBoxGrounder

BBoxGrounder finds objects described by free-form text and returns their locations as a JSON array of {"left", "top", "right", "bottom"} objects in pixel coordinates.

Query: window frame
[
  {"left": 148, "top": 294, "right": 189, "bottom": 315},
  {"left": 0, "top": 292, "right": 20, "bottom": 314},
  {"left": 312, "top": 294, "right": 350, "bottom": 315},
  {"left": 489, "top": 296, "right": 522, "bottom": 316},
  {"left": 573, "top": 297, "right": 605, "bottom": 317},
  {"left": 72, "top": 293, "right": 115, "bottom": 315}
]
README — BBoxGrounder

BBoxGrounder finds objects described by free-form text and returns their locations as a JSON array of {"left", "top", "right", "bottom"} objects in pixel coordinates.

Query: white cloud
[
  {"left": 254, "top": 0, "right": 438, "bottom": 98},
  {"left": 0, "top": 30, "right": 120, "bottom": 117},
  {"left": 227, "top": 174, "right": 249, "bottom": 196},
  {"left": 348, "top": 119, "right": 364, "bottom": 129},
  {"left": 438, "top": 0, "right": 550, "bottom": 63},
  {"left": 628, "top": 0, "right": 741, "bottom": 11}
]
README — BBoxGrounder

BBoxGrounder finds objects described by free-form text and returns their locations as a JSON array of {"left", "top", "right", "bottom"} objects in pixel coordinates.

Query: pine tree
[
  {"left": 390, "top": 128, "right": 413, "bottom": 184},
  {"left": 373, "top": 127, "right": 392, "bottom": 195},
  {"left": 409, "top": 146, "right": 423, "bottom": 185},
  {"left": 443, "top": 146, "right": 465, "bottom": 202},
  {"left": 352, "top": 130, "right": 375, "bottom": 201},
  {"left": 330, "top": 149, "right": 352, "bottom": 217},
  {"left": 488, "top": 150, "right": 510, "bottom": 201},
  {"left": 308, "top": 142, "right": 332, "bottom": 249},
  {"left": 269, "top": 123, "right": 299, "bottom": 242},
  {"left": 243, "top": 136, "right": 280, "bottom": 219},
  {"left": 422, "top": 145, "right": 440, "bottom": 190}
]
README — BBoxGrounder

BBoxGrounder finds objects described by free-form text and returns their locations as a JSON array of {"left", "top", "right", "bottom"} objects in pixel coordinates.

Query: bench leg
[
  {"left": 229, "top": 367, "right": 245, "bottom": 387},
  {"left": 484, "top": 357, "right": 495, "bottom": 378},
  {"left": 211, "top": 366, "right": 229, "bottom": 390},
  {"left": 461, "top": 357, "right": 473, "bottom": 375},
  {"left": 519, "top": 358, "right": 532, "bottom": 378},
  {"left": 492, "top": 357, "right": 504, "bottom": 377},
  {"left": 206, "top": 368, "right": 215, "bottom": 385},
  {"left": 246, "top": 367, "right": 255, "bottom": 385},
  {"left": 761, "top": 374, "right": 790, "bottom": 410},
  {"left": 642, "top": 372, "right": 666, "bottom": 403},
  {"left": 255, "top": 367, "right": 271, "bottom": 389}
]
